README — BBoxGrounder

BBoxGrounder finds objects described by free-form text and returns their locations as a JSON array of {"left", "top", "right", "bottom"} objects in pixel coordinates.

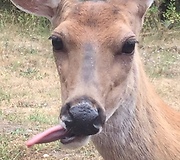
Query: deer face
[
  {"left": 51, "top": 2, "right": 139, "bottom": 147},
  {"left": 11, "top": 0, "right": 153, "bottom": 149}
]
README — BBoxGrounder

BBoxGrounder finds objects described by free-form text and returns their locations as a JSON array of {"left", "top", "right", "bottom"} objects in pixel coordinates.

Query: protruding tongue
[{"left": 26, "top": 125, "right": 66, "bottom": 148}]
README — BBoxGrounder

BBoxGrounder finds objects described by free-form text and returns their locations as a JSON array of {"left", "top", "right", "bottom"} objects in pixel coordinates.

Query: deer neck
[{"left": 92, "top": 52, "right": 180, "bottom": 160}]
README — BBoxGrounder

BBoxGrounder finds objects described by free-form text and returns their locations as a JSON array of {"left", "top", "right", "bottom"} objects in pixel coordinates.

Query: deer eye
[
  {"left": 49, "top": 35, "right": 64, "bottom": 51},
  {"left": 122, "top": 39, "right": 138, "bottom": 55}
]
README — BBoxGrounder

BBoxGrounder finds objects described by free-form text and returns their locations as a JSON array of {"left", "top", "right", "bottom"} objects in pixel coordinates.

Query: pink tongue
[{"left": 26, "top": 125, "right": 66, "bottom": 148}]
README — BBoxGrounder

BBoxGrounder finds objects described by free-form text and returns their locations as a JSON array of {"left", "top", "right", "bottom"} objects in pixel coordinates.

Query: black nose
[{"left": 60, "top": 97, "right": 106, "bottom": 136}]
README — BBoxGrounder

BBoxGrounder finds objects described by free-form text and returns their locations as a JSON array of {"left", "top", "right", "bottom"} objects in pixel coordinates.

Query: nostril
[
  {"left": 93, "top": 116, "right": 102, "bottom": 131},
  {"left": 64, "top": 117, "right": 73, "bottom": 128},
  {"left": 92, "top": 108, "right": 106, "bottom": 131},
  {"left": 60, "top": 103, "right": 74, "bottom": 128}
]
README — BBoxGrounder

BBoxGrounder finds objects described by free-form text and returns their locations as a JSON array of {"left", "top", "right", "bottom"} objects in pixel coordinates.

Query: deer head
[{"left": 11, "top": 0, "right": 154, "bottom": 149}]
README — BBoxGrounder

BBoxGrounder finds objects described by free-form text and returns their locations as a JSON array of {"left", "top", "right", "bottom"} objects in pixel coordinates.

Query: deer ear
[
  {"left": 138, "top": 0, "right": 154, "bottom": 18},
  {"left": 109, "top": 0, "right": 154, "bottom": 18},
  {"left": 130, "top": 0, "right": 154, "bottom": 18},
  {"left": 145, "top": 0, "right": 154, "bottom": 8},
  {"left": 10, "top": 0, "right": 61, "bottom": 20}
]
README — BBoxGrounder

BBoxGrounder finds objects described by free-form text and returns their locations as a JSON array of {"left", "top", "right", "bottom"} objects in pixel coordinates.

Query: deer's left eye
[
  {"left": 122, "top": 39, "right": 138, "bottom": 55},
  {"left": 49, "top": 35, "right": 64, "bottom": 51}
]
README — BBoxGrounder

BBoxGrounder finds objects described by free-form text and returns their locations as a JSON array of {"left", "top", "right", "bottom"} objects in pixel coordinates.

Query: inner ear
[{"left": 10, "top": 0, "right": 61, "bottom": 19}]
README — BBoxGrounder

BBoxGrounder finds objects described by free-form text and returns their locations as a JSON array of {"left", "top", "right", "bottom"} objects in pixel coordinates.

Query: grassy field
[{"left": 0, "top": 23, "right": 180, "bottom": 160}]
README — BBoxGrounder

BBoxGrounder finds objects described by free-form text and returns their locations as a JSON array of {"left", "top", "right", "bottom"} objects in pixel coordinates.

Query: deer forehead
[
  {"left": 53, "top": 2, "right": 134, "bottom": 45},
  {"left": 68, "top": 2, "right": 123, "bottom": 24}
]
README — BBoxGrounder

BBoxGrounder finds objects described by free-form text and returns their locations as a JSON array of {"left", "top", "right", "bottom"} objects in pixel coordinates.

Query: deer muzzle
[{"left": 26, "top": 97, "right": 106, "bottom": 147}]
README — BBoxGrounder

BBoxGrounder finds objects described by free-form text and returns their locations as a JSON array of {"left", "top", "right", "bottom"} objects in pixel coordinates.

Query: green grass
[
  {"left": 143, "top": 47, "right": 179, "bottom": 78},
  {"left": 28, "top": 110, "right": 57, "bottom": 125},
  {"left": 0, "top": 88, "right": 11, "bottom": 103},
  {"left": 0, "top": 134, "right": 26, "bottom": 160},
  {"left": 140, "top": 30, "right": 180, "bottom": 78}
]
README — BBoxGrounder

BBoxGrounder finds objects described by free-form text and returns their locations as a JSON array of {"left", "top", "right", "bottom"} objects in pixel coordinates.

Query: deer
[{"left": 10, "top": 0, "right": 180, "bottom": 159}]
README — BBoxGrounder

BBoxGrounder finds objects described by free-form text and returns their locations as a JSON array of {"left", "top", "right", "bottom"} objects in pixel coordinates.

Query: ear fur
[{"left": 10, "top": 0, "right": 61, "bottom": 20}]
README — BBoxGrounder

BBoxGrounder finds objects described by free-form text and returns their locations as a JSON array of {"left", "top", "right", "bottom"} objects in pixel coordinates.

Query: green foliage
[
  {"left": 163, "top": 0, "right": 180, "bottom": 25},
  {"left": 144, "top": 0, "right": 180, "bottom": 30},
  {"left": 143, "top": 5, "right": 161, "bottom": 31}
]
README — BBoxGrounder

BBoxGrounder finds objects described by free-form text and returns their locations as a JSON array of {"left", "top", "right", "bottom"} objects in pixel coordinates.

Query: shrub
[
  {"left": 162, "top": 0, "right": 180, "bottom": 27},
  {"left": 143, "top": 0, "right": 180, "bottom": 30}
]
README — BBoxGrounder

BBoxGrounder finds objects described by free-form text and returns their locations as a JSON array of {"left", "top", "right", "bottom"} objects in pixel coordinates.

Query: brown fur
[{"left": 10, "top": 0, "right": 180, "bottom": 159}]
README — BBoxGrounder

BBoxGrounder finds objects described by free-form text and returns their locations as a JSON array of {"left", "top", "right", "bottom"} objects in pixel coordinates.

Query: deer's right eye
[{"left": 49, "top": 35, "right": 64, "bottom": 51}]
